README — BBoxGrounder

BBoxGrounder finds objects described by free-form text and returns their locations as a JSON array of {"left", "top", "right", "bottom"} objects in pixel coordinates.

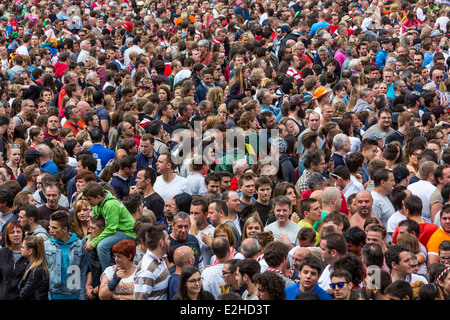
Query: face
[
  {"left": 256, "top": 284, "right": 273, "bottom": 300},
  {"left": 245, "top": 222, "right": 262, "bottom": 238},
  {"left": 207, "top": 202, "right": 222, "bottom": 227},
  {"left": 225, "top": 192, "right": 241, "bottom": 213},
  {"left": 8, "top": 226, "right": 23, "bottom": 247},
  {"left": 49, "top": 220, "right": 67, "bottom": 241},
  {"left": 257, "top": 184, "right": 272, "bottom": 203},
  {"left": 308, "top": 114, "right": 320, "bottom": 131},
  {"left": 298, "top": 265, "right": 320, "bottom": 291},
  {"left": 441, "top": 212, "right": 450, "bottom": 234},
  {"left": 331, "top": 276, "right": 352, "bottom": 300},
  {"left": 8, "top": 147, "right": 20, "bottom": 163},
  {"left": 383, "top": 71, "right": 393, "bottom": 85},
  {"left": 439, "top": 250, "right": 450, "bottom": 267},
  {"left": 366, "top": 231, "right": 384, "bottom": 248},
  {"left": 355, "top": 192, "right": 373, "bottom": 216},
  {"left": 378, "top": 112, "right": 392, "bottom": 129},
  {"left": 77, "top": 205, "right": 91, "bottom": 222},
  {"left": 240, "top": 179, "right": 255, "bottom": 198},
  {"left": 274, "top": 203, "right": 291, "bottom": 226},
  {"left": 186, "top": 271, "right": 203, "bottom": 295},
  {"left": 45, "top": 186, "right": 61, "bottom": 209}
]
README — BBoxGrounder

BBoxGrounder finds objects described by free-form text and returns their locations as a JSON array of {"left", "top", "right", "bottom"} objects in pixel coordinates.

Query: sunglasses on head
[{"left": 330, "top": 282, "right": 347, "bottom": 289}]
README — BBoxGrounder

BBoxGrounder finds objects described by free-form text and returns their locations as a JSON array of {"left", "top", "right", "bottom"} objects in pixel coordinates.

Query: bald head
[
  {"left": 355, "top": 190, "right": 373, "bottom": 216},
  {"left": 291, "top": 247, "right": 312, "bottom": 270},
  {"left": 310, "top": 190, "right": 323, "bottom": 205},
  {"left": 173, "top": 246, "right": 195, "bottom": 267},
  {"left": 321, "top": 187, "right": 341, "bottom": 208},
  {"left": 115, "top": 149, "right": 128, "bottom": 160},
  {"left": 77, "top": 100, "right": 91, "bottom": 117}
]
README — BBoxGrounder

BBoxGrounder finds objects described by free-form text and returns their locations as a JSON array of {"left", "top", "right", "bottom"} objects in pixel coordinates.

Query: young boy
[{"left": 83, "top": 181, "right": 136, "bottom": 272}]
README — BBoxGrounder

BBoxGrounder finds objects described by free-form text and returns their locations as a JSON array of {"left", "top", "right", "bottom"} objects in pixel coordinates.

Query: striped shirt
[
  {"left": 134, "top": 250, "right": 170, "bottom": 300},
  {"left": 287, "top": 67, "right": 301, "bottom": 83}
]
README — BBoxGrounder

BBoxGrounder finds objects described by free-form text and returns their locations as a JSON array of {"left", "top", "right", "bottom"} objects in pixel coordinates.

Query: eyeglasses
[
  {"left": 186, "top": 277, "right": 203, "bottom": 284},
  {"left": 440, "top": 256, "right": 450, "bottom": 260},
  {"left": 7, "top": 144, "right": 20, "bottom": 151},
  {"left": 330, "top": 282, "right": 348, "bottom": 289}
]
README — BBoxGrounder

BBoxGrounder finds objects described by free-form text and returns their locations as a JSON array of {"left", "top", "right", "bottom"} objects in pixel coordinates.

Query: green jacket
[
  {"left": 91, "top": 190, "right": 136, "bottom": 248},
  {"left": 214, "top": 148, "right": 255, "bottom": 176}
]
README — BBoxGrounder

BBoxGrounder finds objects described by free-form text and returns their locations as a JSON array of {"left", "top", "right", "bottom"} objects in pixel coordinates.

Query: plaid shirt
[{"left": 295, "top": 168, "right": 314, "bottom": 194}]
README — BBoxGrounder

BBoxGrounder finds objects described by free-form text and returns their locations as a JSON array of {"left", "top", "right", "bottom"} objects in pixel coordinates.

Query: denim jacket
[{"left": 44, "top": 232, "right": 88, "bottom": 300}]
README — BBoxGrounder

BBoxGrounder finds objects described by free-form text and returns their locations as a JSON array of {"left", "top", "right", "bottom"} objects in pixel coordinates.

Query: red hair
[
  {"left": 112, "top": 239, "right": 136, "bottom": 261},
  {"left": 4, "top": 221, "right": 25, "bottom": 249}
]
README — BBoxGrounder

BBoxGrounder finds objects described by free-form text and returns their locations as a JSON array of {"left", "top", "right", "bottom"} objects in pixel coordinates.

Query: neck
[
  {"left": 373, "top": 186, "right": 388, "bottom": 197},
  {"left": 10, "top": 243, "right": 22, "bottom": 252},
  {"left": 408, "top": 215, "right": 423, "bottom": 223},
  {"left": 391, "top": 270, "right": 406, "bottom": 282},
  {"left": 143, "top": 185, "right": 155, "bottom": 197},
  {"left": 246, "top": 282, "right": 257, "bottom": 297}
]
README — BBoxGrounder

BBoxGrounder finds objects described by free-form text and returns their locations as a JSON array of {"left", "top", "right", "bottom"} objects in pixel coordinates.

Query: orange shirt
[
  {"left": 427, "top": 227, "right": 450, "bottom": 256},
  {"left": 62, "top": 120, "right": 80, "bottom": 136}
]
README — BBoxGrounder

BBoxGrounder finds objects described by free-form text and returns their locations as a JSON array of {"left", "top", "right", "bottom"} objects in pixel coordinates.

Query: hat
[
  {"left": 407, "top": 91, "right": 421, "bottom": 104},
  {"left": 430, "top": 29, "right": 442, "bottom": 38},
  {"left": 290, "top": 94, "right": 306, "bottom": 106},
  {"left": 136, "top": 81, "right": 149, "bottom": 88},
  {"left": 341, "top": 15, "right": 352, "bottom": 22},
  {"left": 123, "top": 21, "right": 133, "bottom": 31},
  {"left": 393, "top": 165, "right": 410, "bottom": 184},
  {"left": 281, "top": 25, "right": 291, "bottom": 33},
  {"left": 365, "top": 131, "right": 385, "bottom": 140},
  {"left": 312, "top": 86, "right": 332, "bottom": 100},
  {"left": 381, "top": 38, "right": 391, "bottom": 44},
  {"left": 269, "top": 137, "right": 288, "bottom": 153},
  {"left": 386, "top": 57, "right": 397, "bottom": 64},
  {"left": 24, "top": 149, "right": 42, "bottom": 160}
]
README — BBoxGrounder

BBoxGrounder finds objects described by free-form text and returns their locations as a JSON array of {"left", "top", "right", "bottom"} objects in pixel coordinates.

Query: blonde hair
[
  {"left": 23, "top": 236, "right": 50, "bottom": 279},
  {"left": 206, "top": 86, "right": 224, "bottom": 110}
]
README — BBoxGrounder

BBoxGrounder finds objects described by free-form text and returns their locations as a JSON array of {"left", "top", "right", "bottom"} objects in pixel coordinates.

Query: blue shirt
[
  {"left": 309, "top": 21, "right": 330, "bottom": 37},
  {"left": 88, "top": 144, "right": 116, "bottom": 176},
  {"left": 41, "top": 159, "right": 59, "bottom": 175},
  {"left": 285, "top": 282, "right": 333, "bottom": 300}
]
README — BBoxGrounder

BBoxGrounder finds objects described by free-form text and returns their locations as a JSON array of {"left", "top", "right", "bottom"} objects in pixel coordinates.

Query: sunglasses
[
  {"left": 7, "top": 143, "right": 20, "bottom": 151},
  {"left": 330, "top": 282, "right": 347, "bottom": 289}
]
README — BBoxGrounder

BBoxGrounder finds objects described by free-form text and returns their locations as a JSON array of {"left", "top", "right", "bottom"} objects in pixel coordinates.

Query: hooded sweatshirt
[{"left": 91, "top": 190, "right": 136, "bottom": 248}]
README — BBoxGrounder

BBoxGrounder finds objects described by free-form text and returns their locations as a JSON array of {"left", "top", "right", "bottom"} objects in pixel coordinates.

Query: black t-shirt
[
  {"left": 169, "top": 234, "right": 202, "bottom": 267},
  {"left": 254, "top": 200, "right": 273, "bottom": 226},
  {"left": 143, "top": 192, "right": 165, "bottom": 221},
  {"left": 38, "top": 205, "right": 69, "bottom": 222}
]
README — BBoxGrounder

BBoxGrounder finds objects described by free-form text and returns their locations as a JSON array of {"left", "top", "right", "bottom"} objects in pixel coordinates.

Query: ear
[{"left": 348, "top": 281, "right": 354, "bottom": 290}]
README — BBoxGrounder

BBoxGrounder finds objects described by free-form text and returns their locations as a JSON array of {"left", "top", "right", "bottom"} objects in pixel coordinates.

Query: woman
[
  {"left": 242, "top": 216, "right": 264, "bottom": 241},
  {"left": 406, "top": 145, "right": 423, "bottom": 178},
  {"left": 132, "top": 220, "right": 153, "bottom": 266},
  {"left": 71, "top": 199, "right": 91, "bottom": 240},
  {"left": 237, "top": 111, "right": 259, "bottom": 158},
  {"left": 59, "top": 127, "right": 76, "bottom": 145},
  {"left": 158, "top": 84, "right": 172, "bottom": 102},
  {"left": 206, "top": 86, "right": 224, "bottom": 112},
  {"left": 265, "top": 182, "right": 301, "bottom": 226},
  {"left": 28, "top": 127, "right": 44, "bottom": 149},
  {"left": 52, "top": 145, "right": 77, "bottom": 181},
  {"left": 436, "top": 266, "right": 450, "bottom": 299},
  {"left": 226, "top": 65, "right": 255, "bottom": 104},
  {"left": 338, "top": 117, "right": 360, "bottom": 153},
  {"left": 71, "top": 170, "right": 97, "bottom": 206},
  {"left": 99, "top": 239, "right": 137, "bottom": 300},
  {"left": 18, "top": 236, "right": 49, "bottom": 300},
  {"left": 11, "top": 190, "right": 36, "bottom": 214},
  {"left": 0, "top": 221, "right": 28, "bottom": 300},
  {"left": 210, "top": 223, "right": 236, "bottom": 265},
  {"left": 5, "top": 143, "right": 21, "bottom": 178},
  {"left": 172, "top": 265, "right": 215, "bottom": 300},
  {"left": 397, "top": 233, "right": 428, "bottom": 277},
  {"left": 64, "top": 139, "right": 82, "bottom": 168}
]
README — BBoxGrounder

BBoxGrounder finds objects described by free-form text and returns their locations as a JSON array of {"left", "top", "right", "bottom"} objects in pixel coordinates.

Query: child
[{"left": 83, "top": 181, "right": 136, "bottom": 272}]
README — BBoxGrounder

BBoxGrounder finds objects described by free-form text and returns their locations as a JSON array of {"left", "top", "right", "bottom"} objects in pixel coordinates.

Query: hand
[
  {"left": 290, "top": 212, "right": 300, "bottom": 223},
  {"left": 277, "top": 233, "right": 291, "bottom": 247},
  {"left": 129, "top": 186, "right": 140, "bottom": 194},
  {"left": 115, "top": 267, "right": 125, "bottom": 279},
  {"left": 84, "top": 239, "right": 94, "bottom": 253},
  {"left": 201, "top": 231, "right": 212, "bottom": 247}
]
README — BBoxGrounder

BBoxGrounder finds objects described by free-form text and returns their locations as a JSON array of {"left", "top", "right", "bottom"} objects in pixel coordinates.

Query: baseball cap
[
  {"left": 281, "top": 25, "right": 291, "bottom": 33},
  {"left": 24, "top": 149, "right": 42, "bottom": 160},
  {"left": 290, "top": 94, "right": 306, "bottom": 106},
  {"left": 393, "top": 165, "right": 410, "bottom": 184},
  {"left": 430, "top": 29, "right": 442, "bottom": 38}
]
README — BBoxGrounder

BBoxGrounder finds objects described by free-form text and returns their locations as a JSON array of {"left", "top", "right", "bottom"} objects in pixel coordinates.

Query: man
[
  {"left": 238, "top": 172, "right": 256, "bottom": 213},
  {"left": 375, "top": 38, "right": 392, "bottom": 69},
  {"left": 167, "top": 246, "right": 195, "bottom": 300},
  {"left": 169, "top": 211, "right": 202, "bottom": 267},
  {"left": 364, "top": 263, "right": 392, "bottom": 301},
  {"left": 264, "top": 195, "right": 301, "bottom": 248},
  {"left": 22, "top": 164, "right": 41, "bottom": 193},
  {"left": 77, "top": 40, "right": 91, "bottom": 64},
  {"left": 208, "top": 199, "right": 241, "bottom": 250},
  {"left": 427, "top": 204, "right": 450, "bottom": 265},
  {"left": 205, "top": 172, "right": 222, "bottom": 198},
  {"left": 201, "top": 236, "right": 229, "bottom": 299},
  {"left": 236, "top": 258, "right": 261, "bottom": 300},
  {"left": 318, "top": 233, "right": 348, "bottom": 291},
  {"left": 145, "top": 120, "right": 169, "bottom": 155},
  {"left": 384, "top": 280, "right": 414, "bottom": 300},
  {"left": 285, "top": 256, "right": 332, "bottom": 300},
  {"left": 331, "top": 134, "right": 351, "bottom": 168},
  {"left": 134, "top": 134, "right": 159, "bottom": 179},
  {"left": 297, "top": 198, "right": 321, "bottom": 244},
  {"left": 407, "top": 160, "right": 437, "bottom": 223},
  {"left": 263, "top": 241, "right": 295, "bottom": 287},
  {"left": 190, "top": 197, "right": 215, "bottom": 272},
  {"left": 332, "top": 165, "right": 363, "bottom": 201},
  {"left": 295, "top": 149, "right": 326, "bottom": 194},
  {"left": 330, "top": 269, "right": 354, "bottom": 300},
  {"left": 220, "top": 259, "right": 245, "bottom": 297},
  {"left": 154, "top": 153, "right": 191, "bottom": 201},
  {"left": 257, "top": 88, "right": 281, "bottom": 119},
  {"left": 134, "top": 224, "right": 171, "bottom": 300},
  {"left": 366, "top": 224, "right": 389, "bottom": 257},
  {"left": 18, "top": 204, "right": 48, "bottom": 240},
  {"left": 45, "top": 210, "right": 88, "bottom": 300},
  {"left": 371, "top": 168, "right": 396, "bottom": 228},
  {"left": 358, "top": 139, "right": 379, "bottom": 185},
  {"left": 313, "top": 187, "right": 343, "bottom": 233},
  {"left": 385, "top": 244, "right": 428, "bottom": 284},
  {"left": 439, "top": 241, "right": 450, "bottom": 267},
  {"left": 195, "top": 69, "right": 215, "bottom": 104},
  {"left": 385, "top": 111, "right": 414, "bottom": 146},
  {"left": 362, "top": 108, "right": 395, "bottom": 141},
  {"left": 185, "top": 155, "right": 208, "bottom": 196},
  {"left": 37, "top": 182, "right": 69, "bottom": 222},
  {"left": 12, "top": 99, "right": 34, "bottom": 127},
  {"left": 110, "top": 155, "right": 137, "bottom": 201},
  {"left": 353, "top": 88, "right": 374, "bottom": 115},
  {"left": 135, "top": 167, "right": 164, "bottom": 224},
  {"left": 62, "top": 105, "right": 81, "bottom": 136},
  {"left": 254, "top": 176, "right": 273, "bottom": 226},
  {"left": 296, "top": 111, "right": 323, "bottom": 155},
  {"left": 87, "top": 127, "right": 116, "bottom": 175}
]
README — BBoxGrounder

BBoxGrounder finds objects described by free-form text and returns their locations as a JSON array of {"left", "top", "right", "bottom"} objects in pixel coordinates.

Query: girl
[
  {"left": 172, "top": 265, "right": 215, "bottom": 300},
  {"left": 71, "top": 199, "right": 91, "bottom": 240},
  {"left": 5, "top": 143, "right": 21, "bottom": 178},
  {"left": 18, "top": 236, "right": 50, "bottom": 300},
  {"left": 226, "top": 65, "right": 256, "bottom": 104}
]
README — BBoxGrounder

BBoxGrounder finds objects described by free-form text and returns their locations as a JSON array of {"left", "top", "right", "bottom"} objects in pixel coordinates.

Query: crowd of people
[{"left": 1, "top": 0, "right": 450, "bottom": 303}]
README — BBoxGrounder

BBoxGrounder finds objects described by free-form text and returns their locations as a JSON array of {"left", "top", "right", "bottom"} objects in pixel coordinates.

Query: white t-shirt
[
  {"left": 407, "top": 180, "right": 437, "bottom": 223},
  {"left": 387, "top": 211, "right": 407, "bottom": 234},
  {"left": 264, "top": 221, "right": 301, "bottom": 246},
  {"left": 153, "top": 174, "right": 191, "bottom": 202},
  {"left": 101, "top": 266, "right": 136, "bottom": 297},
  {"left": 201, "top": 263, "right": 225, "bottom": 300}
]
